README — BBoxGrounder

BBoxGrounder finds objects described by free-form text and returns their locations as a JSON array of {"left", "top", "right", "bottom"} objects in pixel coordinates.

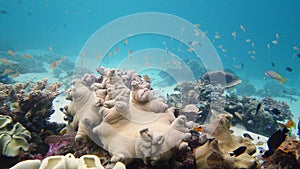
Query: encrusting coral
[
  {"left": 10, "top": 153, "right": 126, "bottom": 169},
  {"left": 0, "top": 115, "right": 31, "bottom": 157},
  {"left": 193, "top": 113, "right": 258, "bottom": 169},
  {"left": 63, "top": 67, "right": 194, "bottom": 165}
]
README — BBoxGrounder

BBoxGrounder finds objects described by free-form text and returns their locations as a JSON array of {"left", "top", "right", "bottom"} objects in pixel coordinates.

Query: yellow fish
[
  {"left": 265, "top": 70, "right": 287, "bottom": 84},
  {"left": 277, "top": 120, "right": 295, "bottom": 129}
]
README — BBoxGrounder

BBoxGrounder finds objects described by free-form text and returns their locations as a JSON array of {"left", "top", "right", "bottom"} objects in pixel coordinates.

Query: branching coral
[{"left": 0, "top": 79, "right": 65, "bottom": 156}]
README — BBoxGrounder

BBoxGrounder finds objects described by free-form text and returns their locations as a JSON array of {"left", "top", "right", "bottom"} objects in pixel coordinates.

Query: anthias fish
[
  {"left": 229, "top": 146, "right": 247, "bottom": 157},
  {"left": 263, "top": 127, "right": 288, "bottom": 158},
  {"left": 265, "top": 70, "right": 287, "bottom": 84}
]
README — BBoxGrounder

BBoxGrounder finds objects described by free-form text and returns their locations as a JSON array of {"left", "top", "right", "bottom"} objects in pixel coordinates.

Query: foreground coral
[
  {"left": 10, "top": 153, "right": 126, "bottom": 169},
  {"left": 63, "top": 67, "right": 193, "bottom": 165},
  {"left": 193, "top": 113, "right": 258, "bottom": 169}
]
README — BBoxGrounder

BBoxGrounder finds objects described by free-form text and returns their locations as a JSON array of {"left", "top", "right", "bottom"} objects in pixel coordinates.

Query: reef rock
[
  {"left": 193, "top": 113, "right": 258, "bottom": 169},
  {"left": 10, "top": 153, "right": 126, "bottom": 169},
  {"left": 64, "top": 67, "right": 193, "bottom": 165}
]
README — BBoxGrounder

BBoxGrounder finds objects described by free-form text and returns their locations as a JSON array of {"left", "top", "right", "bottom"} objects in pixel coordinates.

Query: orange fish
[
  {"left": 2, "top": 69, "right": 14, "bottom": 75},
  {"left": 145, "top": 61, "right": 150, "bottom": 67},
  {"left": 49, "top": 46, "right": 53, "bottom": 52},
  {"left": 49, "top": 60, "right": 62, "bottom": 69},
  {"left": 7, "top": 50, "right": 16, "bottom": 56},
  {"left": 114, "top": 47, "right": 119, "bottom": 55},
  {"left": 194, "top": 125, "right": 202, "bottom": 132},
  {"left": 128, "top": 50, "right": 133, "bottom": 55},
  {"left": 22, "top": 54, "right": 33, "bottom": 59},
  {"left": 12, "top": 72, "right": 19, "bottom": 78},
  {"left": 61, "top": 55, "right": 66, "bottom": 61},
  {"left": 0, "top": 58, "right": 11, "bottom": 64}
]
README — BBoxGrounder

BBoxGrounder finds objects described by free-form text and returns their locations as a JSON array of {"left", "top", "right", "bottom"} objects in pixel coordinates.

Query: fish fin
[{"left": 281, "top": 78, "right": 287, "bottom": 84}]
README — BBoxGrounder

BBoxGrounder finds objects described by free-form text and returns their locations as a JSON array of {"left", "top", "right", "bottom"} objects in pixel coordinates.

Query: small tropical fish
[
  {"left": 265, "top": 70, "right": 287, "bottom": 84},
  {"left": 221, "top": 48, "right": 227, "bottom": 53},
  {"left": 115, "top": 47, "right": 119, "bottom": 53},
  {"left": 108, "top": 51, "right": 112, "bottom": 57},
  {"left": 96, "top": 54, "right": 102, "bottom": 59},
  {"left": 267, "top": 43, "right": 271, "bottom": 49},
  {"left": 12, "top": 72, "right": 19, "bottom": 78},
  {"left": 214, "top": 34, "right": 221, "bottom": 39},
  {"left": 272, "top": 40, "right": 278, "bottom": 45},
  {"left": 7, "top": 50, "right": 16, "bottom": 56},
  {"left": 2, "top": 69, "right": 14, "bottom": 75},
  {"left": 243, "top": 133, "right": 254, "bottom": 140},
  {"left": 193, "top": 125, "right": 202, "bottom": 132},
  {"left": 0, "top": 9, "right": 7, "bottom": 14},
  {"left": 270, "top": 108, "right": 281, "bottom": 115},
  {"left": 124, "top": 38, "right": 128, "bottom": 46},
  {"left": 256, "top": 103, "right": 262, "bottom": 114},
  {"left": 229, "top": 146, "right": 247, "bottom": 157},
  {"left": 162, "top": 41, "right": 167, "bottom": 46},
  {"left": 240, "top": 25, "right": 246, "bottom": 32},
  {"left": 49, "top": 60, "right": 62, "bottom": 69},
  {"left": 284, "top": 120, "right": 295, "bottom": 129},
  {"left": 293, "top": 46, "right": 300, "bottom": 51},
  {"left": 275, "top": 33, "right": 280, "bottom": 39},
  {"left": 22, "top": 54, "right": 33, "bottom": 59},
  {"left": 285, "top": 67, "right": 293, "bottom": 72},
  {"left": 128, "top": 50, "right": 133, "bottom": 55},
  {"left": 194, "top": 23, "right": 201, "bottom": 27},
  {"left": 49, "top": 46, "right": 53, "bottom": 52},
  {"left": 234, "top": 111, "right": 243, "bottom": 120},
  {"left": 251, "top": 42, "right": 255, "bottom": 48},
  {"left": 0, "top": 58, "right": 11, "bottom": 64},
  {"left": 271, "top": 62, "right": 275, "bottom": 67},
  {"left": 251, "top": 55, "right": 256, "bottom": 60},
  {"left": 218, "top": 45, "right": 223, "bottom": 49},
  {"left": 256, "top": 141, "right": 265, "bottom": 146},
  {"left": 187, "top": 48, "right": 195, "bottom": 52},
  {"left": 194, "top": 29, "right": 200, "bottom": 36},
  {"left": 232, "top": 31, "right": 237, "bottom": 39},
  {"left": 61, "top": 55, "right": 66, "bottom": 61},
  {"left": 145, "top": 61, "right": 150, "bottom": 67},
  {"left": 263, "top": 127, "right": 288, "bottom": 158},
  {"left": 246, "top": 38, "right": 251, "bottom": 43}
]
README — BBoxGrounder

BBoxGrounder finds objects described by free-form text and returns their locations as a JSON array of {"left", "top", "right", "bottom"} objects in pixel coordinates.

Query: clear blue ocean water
[{"left": 1, "top": 0, "right": 299, "bottom": 127}]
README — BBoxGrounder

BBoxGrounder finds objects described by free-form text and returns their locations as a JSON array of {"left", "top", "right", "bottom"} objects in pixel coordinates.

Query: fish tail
[{"left": 281, "top": 78, "right": 287, "bottom": 84}]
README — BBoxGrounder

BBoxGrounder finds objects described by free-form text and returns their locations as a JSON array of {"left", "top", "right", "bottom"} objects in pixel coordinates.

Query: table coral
[
  {"left": 64, "top": 67, "right": 193, "bottom": 165},
  {"left": 0, "top": 115, "right": 31, "bottom": 157}
]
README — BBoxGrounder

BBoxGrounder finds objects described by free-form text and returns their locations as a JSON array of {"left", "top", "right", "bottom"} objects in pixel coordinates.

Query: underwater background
[{"left": 0, "top": 0, "right": 300, "bottom": 169}]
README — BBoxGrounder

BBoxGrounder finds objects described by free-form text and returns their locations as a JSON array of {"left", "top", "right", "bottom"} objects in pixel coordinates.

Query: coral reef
[
  {"left": 261, "top": 136, "right": 300, "bottom": 169},
  {"left": 193, "top": 113, "right": 258, "bottom": 169},
  {"left": 0, "top": 79, "right": 65, "bottom": 156},
  {"left": 10, "top": 153, "right": 126, "bottom": 169},
  {"left": 63, "top": 67, "right": 194, "bottom": 165},
  {"left": 171, "top": 79, "right": 294, "bottom": 136},
  {"left": 0, "top": 115, "right": 31, "bottom": 157}
]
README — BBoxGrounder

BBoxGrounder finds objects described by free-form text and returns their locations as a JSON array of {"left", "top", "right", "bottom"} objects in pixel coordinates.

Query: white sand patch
[
  {"left": 231, "top": 126, "right": 269, "bottom": 156},
  {"left": 50, "top": 94, "right": 70, "bottom": 123}
]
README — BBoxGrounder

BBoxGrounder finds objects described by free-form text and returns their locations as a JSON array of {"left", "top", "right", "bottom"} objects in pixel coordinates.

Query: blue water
[{"left": 1, "top": 0, "right": 300, "bottom": 122}]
